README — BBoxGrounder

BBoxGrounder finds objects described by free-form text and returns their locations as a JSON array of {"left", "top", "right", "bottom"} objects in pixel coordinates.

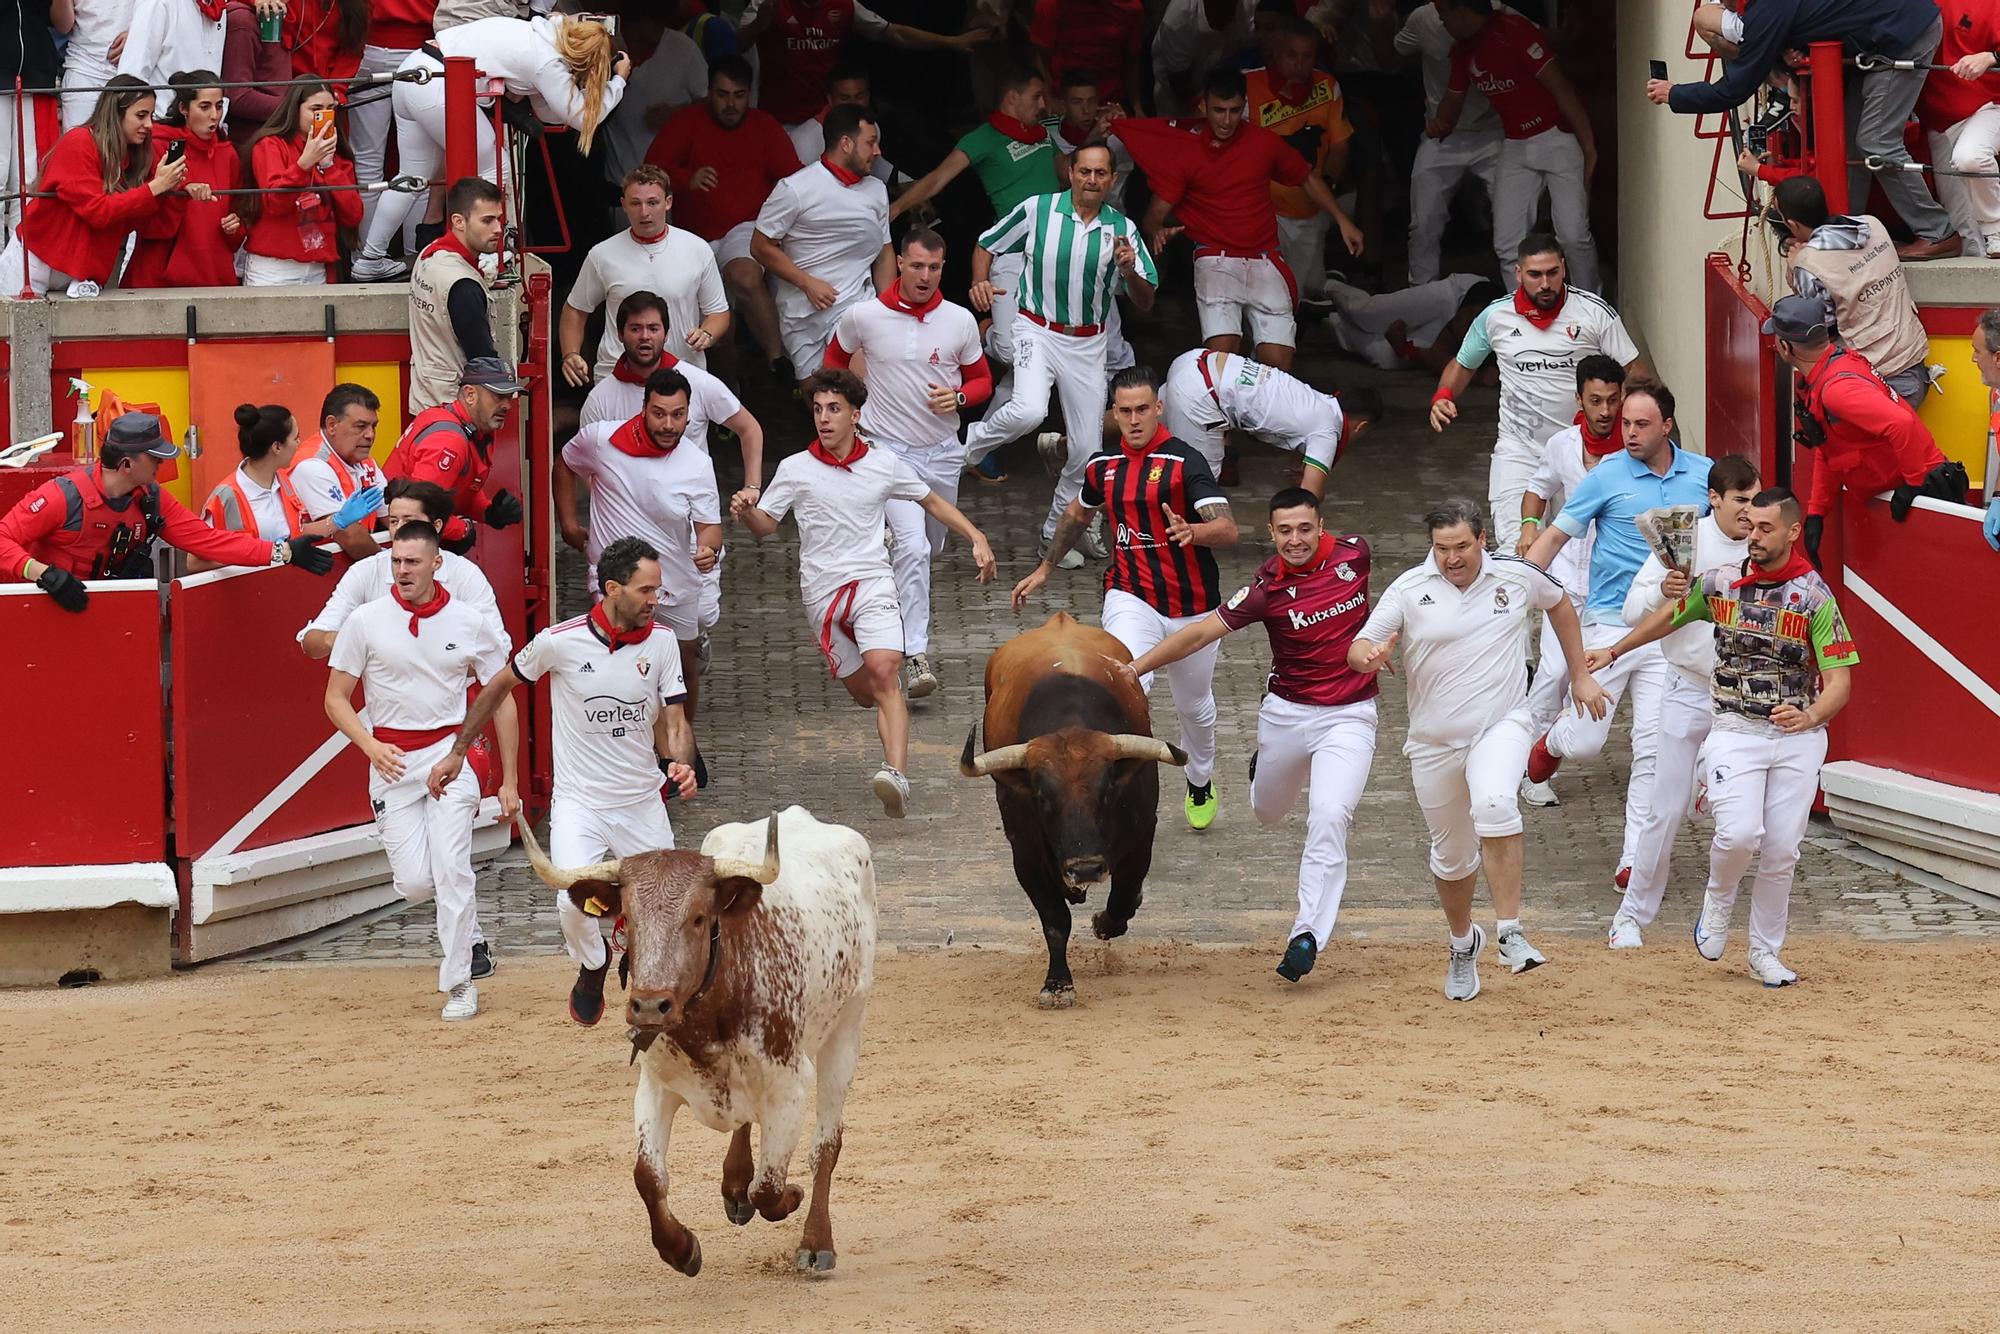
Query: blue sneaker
[
  {"left": 1276, "top": 932, "right": 1316, "bottom": 982},
  {"left": 971, "top": 452, "right": 1007, "bottom": 483}
]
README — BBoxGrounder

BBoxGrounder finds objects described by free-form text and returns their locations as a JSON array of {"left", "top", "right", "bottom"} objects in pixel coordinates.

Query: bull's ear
[
  {"left": 714, "top": 877, "right": 764, "bottom": 916},
  {"left": 567, "top": 880, "right": 623, "bottom": 920}
]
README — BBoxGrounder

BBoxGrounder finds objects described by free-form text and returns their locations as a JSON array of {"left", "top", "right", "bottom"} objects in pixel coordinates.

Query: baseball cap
[
  {"left": 459, "top": 356, "right": 523, "bottom": 395},
  {"left": 1760, "top": 294, "right": 1833, "bottom": 342},
  {"left": 102, "top": 412, "right": 179, "bottom": 459}
]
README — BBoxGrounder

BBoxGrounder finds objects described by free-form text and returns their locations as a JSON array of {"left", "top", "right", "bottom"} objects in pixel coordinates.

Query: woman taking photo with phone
[
  {"left": 0, "top": 75, "right": 185, "bottom": 297},
  {"left": 241, "top": 80, "right": 362, "bottom": 285},
  {"left": 126, "top": 71, "right": 245, "bottom": 288}
]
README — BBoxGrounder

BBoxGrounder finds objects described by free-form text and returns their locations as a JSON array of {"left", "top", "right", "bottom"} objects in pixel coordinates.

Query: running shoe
[
  {"left": 568, "top": 961, "right": 609, "bottom": 1026},
  {"left": 1607, "top": 914, "right": 1643, "bottom": 950},
  {"left": 970, "top": 453, "right": 1007, "bottom": 483},
  {"left": 1694, "top": 890, "right": 1731, "bottom": 961},
  {"left": 906, "top": 654, "right": 939, "bottom": 699},
  {"left": 349, "top": 253, "right": 409, "bottom": 283},
  {"left": 1747, "top": 948, "right": 1798, "bottom": 987},
  {"left": 1520, "top": 777, "right": 1560, "bottom": 807},
  {"left": 1184, "top": 779, "right": 1218, "bottom": 831},
  {"left": 1496, "top": 926, "right": 1546, "bottom": 973},
  {"left": 442, "top": 981, "right": 479, "bottom": 1021},
  {"left": 1036, "top": 431, "right": 1067, "bottom": 475},
  {"left": 469, "top": 941, "right": 496, "bottom": 979},
  {"left": 1276, "top": 932, "right": 1317, "bottom": 982},
  {"left": 1525, "top": 731, "right": 1562, "bottom": 784},
  {"left": 1445, "top": 924, "right": 1486, "bottom": 1001},
  {"left": 872, "top": 765, "right": 909, "bottom": 818}
]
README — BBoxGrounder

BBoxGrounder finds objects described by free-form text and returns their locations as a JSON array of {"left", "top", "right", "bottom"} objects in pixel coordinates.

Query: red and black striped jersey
[{"left": 1079, "top": 428, "right": 1230, "bottom": 618}]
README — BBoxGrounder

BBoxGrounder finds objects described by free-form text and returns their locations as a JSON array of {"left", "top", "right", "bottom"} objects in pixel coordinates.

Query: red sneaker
[{"left": 1526, "top": 732, "right": 1562, "bottom": 784}]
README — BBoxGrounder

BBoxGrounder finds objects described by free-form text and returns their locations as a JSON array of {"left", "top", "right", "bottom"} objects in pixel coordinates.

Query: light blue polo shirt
[{"left": 1552, "top": 445, "right": 1714, "bottom": 624}]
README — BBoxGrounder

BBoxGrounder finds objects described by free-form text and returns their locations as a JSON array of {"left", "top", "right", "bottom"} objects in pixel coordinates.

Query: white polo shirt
[
  {"left": 755, "top": 442, "right": 929, "bottom": 603},
  {"left": 1165, "top": 349, "right": 1346, "bottom": 474},
  {"left": 566, "top": 227, "right": 729, "bottom": 376},
  {"left": 832, "top": 294, "right": 983, "bottom": 450},
  {"left": 1453, "top": 288, "right": 1640, "bottom": 454},
  {"left": 575, "top": 355, "right": 744, "bottom": 445},
  {"left": 299, "top": 547, "right": 504, "bottom": 645},
  {"left": 754, "top": 161, "right": 890, "bottom": 323},
  {"left": 1523, "top": 424, "right": 1611, "bottom": 601},
  {"left": 561, "top": 419, "right": 721, "bottom": 616},
  {"left": 1358, "top": 551, "right": 1566, "bottom": 748},
  {"left": 328, "top": 590, "right": 508, "bottom": 731},
  {"left": 289, "top": 445, "right": 383, "bottom": 522},
  {"left": 511, "top": 614, "right": 689, "bottom": 808}
]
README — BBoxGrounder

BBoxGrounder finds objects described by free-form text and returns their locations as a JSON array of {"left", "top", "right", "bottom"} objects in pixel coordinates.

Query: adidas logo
[
  {"left": 1418, "top": 594, "right": 1435, "bottom": 606},
  {"left": 579, "top": 662, "right": 594, "bottom": 673}
]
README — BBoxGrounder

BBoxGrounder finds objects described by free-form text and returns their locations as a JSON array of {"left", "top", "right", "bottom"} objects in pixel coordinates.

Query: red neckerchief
[
  {"left": 1120, "top": 424, "right": 1173, "bottom": 458},
  {"left": 879, "top": 279, "right": 943, "bottom": 319},
  {"left": 390, "top": 582, "right": 451, "bottom": 637},
  {"left": 987, "top": 111, "right": 1048, "bottom": 144},
  {"left": 628, "top": 225, "right": 670, "bottom": 247},
  {"left": 1732, "top": 549, "right": 1815, "bottom": 590},
  {"left": 1059, "top": 118, "right": 1092, "bottom": 145},
  {"left": 589, "top": 601, "right": 653, "bottom": 649},
  {"left": 1273, "top": 533, "right": 1337, "bottom": 584},
  {"left": 421, "top": 232, "right": 481, "bottom": 266},
  {"left": 607, "top": 414, "right": 673, "bottom": 458},
  {"left": 809, "top": 437, "right": 869, "bottom": 469},
  {"left": 821, "top": 155, "right": 864, "bottom": 187},
  {"left": 195, "top": 0, "right": 225, "bottom": 20},
  {"left": 1514, "top": 284, "right": 1565, "bottom": 331},
  {"left": 1577, "top": 409, "right": 1620, "bottom": 458},
  {"left": 611, "top": 351, "right": 675, "bottom": 385}
]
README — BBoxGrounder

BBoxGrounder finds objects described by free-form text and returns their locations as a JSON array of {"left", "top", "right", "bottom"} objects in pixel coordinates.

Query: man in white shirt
[
  {"left": 822, "top": 228, "right": 992, "bottom": 700},
  {"left": 433, "top": 536, "right": 700, "bottom": 1026},
  {"left": 323, "top": 522, "right": 520, "bottom": 1023},
  {"left": 561, "top": 165, "right": 731, "bottom": 382},
  {"left": 285, "top": 383, "right": 386, "bottom": 561},
  {"left": 752, "top": 103, "right": 896, "bottom": 386},
  {"left": 1160, "top": 346, "right": 1377, "bottom": 498},
  {"left": 1394, "top": 0, "right": 1509, "bottom": 286},
  {"left": 1602, "top": 454, "right": 1759, "bottom": 950},
  {"left": 557, "top": 368, "right": 723, "bottom": 722},
  {"left": 1348, "top": 496, "right": 1606, "bottom": 1000},
  {"left": 1428, "top": 232, "right": 1648, "bottom": 553},
  {"left": 734, "top": 369, "right": 996, "bottom": 817}
]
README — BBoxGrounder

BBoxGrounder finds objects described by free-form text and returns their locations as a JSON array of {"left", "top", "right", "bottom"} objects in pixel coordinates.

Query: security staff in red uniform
[
  {"left": 382, "top": 357, "right": 524, "bottom": 552},
  {"left": 0, "top": 412, "right": 335, "bottom": 612}
]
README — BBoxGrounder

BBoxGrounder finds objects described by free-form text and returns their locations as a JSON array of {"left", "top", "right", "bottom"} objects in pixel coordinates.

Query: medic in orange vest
[
  {"left": 281, "top": 383, "right": 389, "bottom": 560},
  {"left": 383, "top": 357, "right": 524, "bottom": 552}
]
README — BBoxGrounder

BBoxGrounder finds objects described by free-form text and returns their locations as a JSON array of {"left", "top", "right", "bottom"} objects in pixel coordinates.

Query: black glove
[
  {"left": 1802, "top": 514, "right": 1824, "bottom": 567},
  {"left": 1889, "top": 482, "right": 1919, "bottom": 522},
  {"left": 286, "top": 539, "right": 336, "bottom": 575},
  {"left": 484, "top": 489, "right": 523, "bottom": 530},
  {"left": 1891, "top": 461, "right": 1970, "bottom": 521},
  {"left": 35, "top": 565, "right": 88, "bottom": 612}
]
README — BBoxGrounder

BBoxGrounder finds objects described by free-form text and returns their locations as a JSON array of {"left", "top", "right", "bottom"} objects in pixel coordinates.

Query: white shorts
[
  {"left": 1405, "top": 707, "right": 1535, "bottom": 881},
  {"left": 806, "top": 574, "right": 902, "bottom": 679},
  {"left": 550, "top": 791, "right": 674, "bottom": 971},
  {"left": 1193, "top": 253, "right": 1297, "bottom": 347},
  {"left": 711, "top": 220, "right": 758, "bottom": 267},
  {"left": 779, "top": 291, "right": 866, "bottom": 377}
]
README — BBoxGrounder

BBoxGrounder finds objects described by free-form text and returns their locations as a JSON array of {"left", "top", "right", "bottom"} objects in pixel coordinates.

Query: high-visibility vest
[
  {"left": 202, "top": 467, "right": 304, "bottom": 540},
  {"left": 281, "top": 433, "right": 380, "bottom": 530}
]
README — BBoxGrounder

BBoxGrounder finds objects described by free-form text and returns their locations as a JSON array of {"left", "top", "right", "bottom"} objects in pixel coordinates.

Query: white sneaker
[
  {"left": 1035, "top": 431, "right": 1067, "bottom": 476},
  {"left": 1080, "top": 513, "right": 1110, "bottom": 560},
  {"left": 1040, "top": 538, "right": 1085, "bottom": 571},
  {"left": 871, "top": 765, "right": 909, "bottom": 819},
  {"left": 1520, "top": 777, "right": 1560, "bottom": 807},
  {"left": 1607, "top": 914, "right": 1644, "bottom": 950},
  {"left": 350, "top": 252, "right": 410, "bottom": 282},
  {"left": 442, "top": 981, "right": 478, "bottom": 1021},
  {"left": 1693, "top": 891, "right": 1731, "bottom": 962},
  {"left": 65, "top": 279, "right": 101, "bottom": 299},
  {"left": 1444, "top": 924, "right": 1485, "bottom": 1001},
  {"left": 1496, "top": 926, "right": 1546, "bottom": 973},
  {"left": 1747, "top": 948, "right": 1798, "bottom": 987},
  {"left": 905, "top": 654, "right": 938, "bottom": 699}
]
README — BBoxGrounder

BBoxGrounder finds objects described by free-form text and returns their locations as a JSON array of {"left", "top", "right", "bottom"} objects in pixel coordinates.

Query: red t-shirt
[
  {"left": 755, "top": 0, "right": 860, "bottom": 125},
  {"left": 1115, "top": 117, "right": 1307, "bottom": 253},
  {"left": 1448, "top": 13, "right": 1567, "bottom": 140},
  {"left": 1919, "top": 2, "right": 2000, "bottom": 129},
  {"left": 1216, "top": 534, "right": 1378, "bottom": 708},
  {"left": 1030, "top": 0, "right": 1146, "bottom": 106},
  {"left": 647, "top": 102, "right": 803, "bottom": 239}
]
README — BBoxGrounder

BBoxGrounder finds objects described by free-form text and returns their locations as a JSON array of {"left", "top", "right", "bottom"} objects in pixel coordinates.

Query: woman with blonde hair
[{"left": 353, "top": 14, "right": 628, "bottom": 279}]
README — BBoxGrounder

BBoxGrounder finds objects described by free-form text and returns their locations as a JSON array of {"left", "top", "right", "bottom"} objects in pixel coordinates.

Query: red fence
[{"left": 1703, "top": 255, "right": 1779, "bottom": 481}]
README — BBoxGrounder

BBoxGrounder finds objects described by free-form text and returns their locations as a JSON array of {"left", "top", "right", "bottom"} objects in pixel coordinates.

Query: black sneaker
[
  {"left": 1276, "top": 932, "right": 1317, "bottom": 982},
  {"left": 469, "top": 941, "right": 496, "bottom": 979},
  {"left": 568, "top": 960, "right": 609, "bottom": 1026}
]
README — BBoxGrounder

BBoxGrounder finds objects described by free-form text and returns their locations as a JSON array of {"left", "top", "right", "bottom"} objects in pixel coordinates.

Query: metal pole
[
  {"left": 443, "top": 56, "right": 480, "bottom": 188},
  {"left": 1808, "top": 40, "right": 1848, "bottom": 214}
]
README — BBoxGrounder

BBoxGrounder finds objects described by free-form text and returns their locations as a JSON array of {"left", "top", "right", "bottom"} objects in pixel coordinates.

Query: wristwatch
[{"left": 955, "top": 390, "right": 968, "bottom": 409}]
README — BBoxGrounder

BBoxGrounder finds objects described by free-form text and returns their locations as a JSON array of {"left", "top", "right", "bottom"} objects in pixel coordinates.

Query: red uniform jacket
[
  {"left": 125, "top": 128, "right": 246, "bottom": 288},
  {"left": 364, "top": 0, "right": 438, "bottom": 51},
  {"left": 15, "top": 127, "right": 163, "bottom": 282},
  {"left": 245, "top": 134, "right": 362, "bottom": 277},
  {"left": 0, "top": 465, "right": 276, "bottom": 580},
  {"left": 383, "top": 403, "right": 496, "bottom": 544},
  {"left": 283, "top": 0, "right": 363, "bottom": 83},
  {"left": 1799, "top": 346, "right": 1949, "bottom": 518}
]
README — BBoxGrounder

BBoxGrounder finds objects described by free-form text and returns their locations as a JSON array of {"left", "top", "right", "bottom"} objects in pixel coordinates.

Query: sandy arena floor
[{"left": 5, "top": 943, "right": 1998, "bottom": 1332}]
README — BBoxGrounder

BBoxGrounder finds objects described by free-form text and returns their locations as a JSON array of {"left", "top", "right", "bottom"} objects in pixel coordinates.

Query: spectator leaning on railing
[
  {"left": 241, "top": 77, "right": 360, "bottom": 286},
  {"left": 1916, "top": 2, "right": 2000, "bottom": 258},
  {"left": 125, "top": 70, "right": 245, "bottom": 288},
  {"left": 0, "top": 0, "right": 67, "bottom": 241}
]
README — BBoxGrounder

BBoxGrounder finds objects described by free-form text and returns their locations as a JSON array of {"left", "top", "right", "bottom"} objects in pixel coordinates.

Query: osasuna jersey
[
  {"left": 328, "top": 592, "right": 509, "bottom": 732},
  {"left": 1166, "top": 348, "right": 1345, "bottom": 474},
  {"left": 299, "top": 547, "right": 504, "bottom": 646},
  {"left": 511, "top": 615, "right": 688, "bottom": 808},
  {"left": 1216, "top": 534, "right": 1378, "bottom": 707},
  {"left": 1453, "top": 288, "right": 1639, "bottom": 451},
  {"left": 575, "top": 355, "right": 743, "bottom": 445}
]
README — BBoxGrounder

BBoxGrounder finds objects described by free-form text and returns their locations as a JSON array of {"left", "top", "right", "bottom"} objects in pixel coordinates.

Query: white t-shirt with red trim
[
  {"left": 755, "top": 443, "right": 929, "bottom": 603},
  {"left": 832, "top": 295, "right": 983, "bottom": 450}
]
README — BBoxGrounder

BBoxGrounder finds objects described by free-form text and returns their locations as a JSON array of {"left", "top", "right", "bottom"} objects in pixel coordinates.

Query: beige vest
[
  {"left": 408, "top": 243, "right": 492, "bottom": 415},
  {"left": 1790, "top": 216, "right": 1928, "bottom": 378}
]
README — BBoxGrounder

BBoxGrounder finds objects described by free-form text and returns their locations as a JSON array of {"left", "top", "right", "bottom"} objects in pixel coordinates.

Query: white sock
[
  {"left": 1449, "top": 928, "right": 1475, "bottom": 952},
  {"left": 1496, "top": 917, "right": 1520, "bottom": 938}
]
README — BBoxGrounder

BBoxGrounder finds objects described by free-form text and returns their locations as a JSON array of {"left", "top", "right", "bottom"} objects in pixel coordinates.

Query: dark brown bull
[{"left": 959, "top": 612, "right": 1186, "bottom": 1007}]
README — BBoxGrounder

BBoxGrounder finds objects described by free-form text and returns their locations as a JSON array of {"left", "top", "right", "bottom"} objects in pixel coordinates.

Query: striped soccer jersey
[
  {"left": 976, "top": 190, "right": 1157, "bottom": 329},
  {"left": 1079, "top": 429, "right": 1230, "bottom": 618}
]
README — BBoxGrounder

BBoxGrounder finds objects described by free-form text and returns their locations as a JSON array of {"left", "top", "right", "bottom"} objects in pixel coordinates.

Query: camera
[{"left": 572, "top": 11, "right": 618, "bottom": 36}]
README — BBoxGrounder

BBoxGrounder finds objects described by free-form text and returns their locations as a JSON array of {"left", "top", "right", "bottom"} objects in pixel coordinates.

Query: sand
[{"left": 4, "top": 940, "right": 1998, "bottom": 1332}]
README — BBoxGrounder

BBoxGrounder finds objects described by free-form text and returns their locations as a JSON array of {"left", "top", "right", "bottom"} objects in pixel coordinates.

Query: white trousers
[
  {"left": 1702, "top": 725, "right": 1828, "bottom": 956},
  {"left": 1407, "top": 128, "right": 1502, "bottom": 286},
  {"left": 363, "top": 68, "right": 501, "bottom": 259},
  {"left": 984, "top": 251, "right": 1024, "bottom": 365},
  {"left": 61, "top": 52, "right": 116, "bottom": 131},
  {"left": 1487, "top": 437, "right": 1543, "bottom": 556},
  {"left": 1525, "top": 601, "right": 1580, "bottom": 733},
  {"left": 1545, "top": 625, "right": 1664, "bottom": 870},
  {"left": 1275, "top": 212, "right": 1331, "bottom": 304},
  {"left": 551, "top": 791, "right": 674, "bottom": 971},
  {"left": 372, "top": 736, "right": 484, "bottom": 993},
  {"left": 882, "top": 437, "right": 958, "bottom": 657},
  {"left": 1492, "top": 128, "right": 1599, "bottom": 293},
  {"left": 242, "top": 252, "right": 326, "bottom": 286},
  {"left": 0, "top": 232, "right": 61, "bottom": 296},
  {"left": 1619, "top": 670, "right": 1713, "bottom": 926},
  {"left": 1406, "top": 708, "right": 1533, "bottom": 881},
  {"left": 964, "top": 318, "right": 1107, "bottom": 539},
  {"left": 1930, "top": 105, "right": 2000, "bottom": 258},
  {"left": 1251, "top": 694, "right": 1378, "bottom": 948},
  {"left": 352, "top": 44, "right": 419, "bottom": 242},
  {"left": 0, "top": 92, "right": 56, "bottom": 240},
  {"left": 1101, "top": 587, "right": 1217, "bottom": 787}
]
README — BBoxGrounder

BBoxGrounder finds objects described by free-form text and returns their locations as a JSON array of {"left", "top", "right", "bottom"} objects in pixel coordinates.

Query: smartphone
[
  {"left": 309, "top": 106, "right": 334, "bottom": 138},
  {"left": 1649, "top": 59, "right": 1669, "bottom": 81},
  {"left": 164, "top": 139, "right": 186, "bottom": 165}
]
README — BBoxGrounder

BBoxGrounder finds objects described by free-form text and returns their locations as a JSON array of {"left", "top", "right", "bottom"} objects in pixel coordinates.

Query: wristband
[
  {"left": 1520, "top": 515, "right": 1542, "bottom": 529},
  {"left": 1431, "top": 385, "right": 1455, "bottom": 405}
]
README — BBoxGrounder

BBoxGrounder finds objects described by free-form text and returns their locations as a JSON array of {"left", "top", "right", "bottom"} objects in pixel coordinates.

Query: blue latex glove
[
  {"left": 333, "top": 485, "right": 384, "bottom": 531},
  {"left": 1985, "top": 496, "right": 2000, "bottom": 553}
]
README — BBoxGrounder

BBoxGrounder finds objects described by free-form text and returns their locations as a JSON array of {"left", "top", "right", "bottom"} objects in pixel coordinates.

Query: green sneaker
[{"left": 1184, "top": 778, "right": 1218, "bottom": 831}]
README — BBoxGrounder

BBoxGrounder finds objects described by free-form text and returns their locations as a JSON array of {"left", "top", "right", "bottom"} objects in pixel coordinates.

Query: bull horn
[
  {"left": 713, "top": 810, "right": 780, "bottom": 886},
  {"left": 959, "top": 720, "right": 1034, "bottom": 777},
  {"left": 1109, "top": 734, "right": 1188, "bottom": 766},
  {"left": 516, "top": 818, "right": 623, "bottom": 890}
]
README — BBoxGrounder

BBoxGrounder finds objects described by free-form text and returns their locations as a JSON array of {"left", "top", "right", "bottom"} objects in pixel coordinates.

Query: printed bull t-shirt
[{"left": 1670, "top": 561, "right": 1859, "bottom": 736}]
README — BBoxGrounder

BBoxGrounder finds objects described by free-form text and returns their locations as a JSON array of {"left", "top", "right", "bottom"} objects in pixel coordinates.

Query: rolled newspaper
[{"left": 1634, "top": 504, "right": 1700, "bottom": 572}]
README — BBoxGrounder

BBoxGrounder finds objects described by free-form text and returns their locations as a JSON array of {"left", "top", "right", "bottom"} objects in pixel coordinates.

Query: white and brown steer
[{"left": 520, "top": 805, "right": 877, "bottom": 1276}]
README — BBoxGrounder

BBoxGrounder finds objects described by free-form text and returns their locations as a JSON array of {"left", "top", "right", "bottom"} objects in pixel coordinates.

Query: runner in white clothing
[
  {"left": 823, "top": 228, "right": 992, "bottom": 700},
  {"left": 1349, "top": 496, "right": 1607, "bottom": 1001},
  {"left": 436, "top": 536, "right": 700, "bottom": 1025},
  {"left": 560, "top": 165, "right": 731, "bottom": 381},
  {"left": 324, "top": 522, "right": 520, "bottom": 1022},
  {"left": 752, "top": 103, "right": 895, "bottom": 385},
  {"left": 1160, "top": 347, "right": 1379, "bottom": 498},
  {"left": 1393, "top": 0, "right": 1510, "bottom": 286},
  {"left": 1428, "top": 233, "right": 1647, "bottom": 553},
  {"left": 734, "top": 369, "right": 996, "bottom": 818}
]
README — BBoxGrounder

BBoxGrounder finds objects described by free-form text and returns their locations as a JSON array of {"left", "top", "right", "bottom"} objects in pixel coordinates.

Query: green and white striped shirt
[{"left": 976, "top": 191, "right": 1156, "bottom": 330}]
